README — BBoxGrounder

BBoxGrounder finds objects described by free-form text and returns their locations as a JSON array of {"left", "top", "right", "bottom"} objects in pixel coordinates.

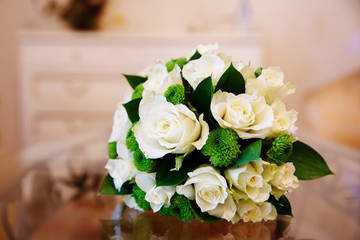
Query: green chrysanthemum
[
  {"left": 131, "top": 83, "right": 144, "bottom": 99},
  {"left": 108, "top": 141, "right": 117, "bottom": 159},
  {"left": 165, "top": 57, "right": 188, "bottom": 72},
  {"left": 134, "top": 149, "right": 153, "bottom": 172},
  {"left": 126, "top": 123, "right": 139, "bottom": 152},
  {"left": 132, "top": 184, "right": 151, "bottom": 211},
  {"left": 267, "top": 134, "right": 293, "bottom": 166},
  {"left": 169, "top": 194, "right": 194, "bottom": 222},
  {"left": 158, "top": 206, "right": 171, "bottom": 216},
  {"left": 255, "top": 67, "right": 263, "bottom": 78},
  {"left": 164, "top": 84, "right": 185, "bottom": 105},
  {"left": 202, "top": 128, "right": 242, "bottom": 167}
]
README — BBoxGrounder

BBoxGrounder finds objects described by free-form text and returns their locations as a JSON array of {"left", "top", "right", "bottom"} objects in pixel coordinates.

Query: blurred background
[
  {"left": 0, "top": 0, "right": 359, "bottom": 176},
  {"left": 0, "top": 0, "right": 359, "bottom": 239}
]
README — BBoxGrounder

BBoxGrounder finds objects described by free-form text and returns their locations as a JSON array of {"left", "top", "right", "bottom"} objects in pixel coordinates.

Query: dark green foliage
[{"left": 287, "top": 141, "right": 334, "bottom": 180}]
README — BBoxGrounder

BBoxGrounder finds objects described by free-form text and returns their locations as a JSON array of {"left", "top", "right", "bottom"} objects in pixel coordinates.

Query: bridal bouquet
[{"left": 99, "top": 44, "right": 333, "bottom": 223}]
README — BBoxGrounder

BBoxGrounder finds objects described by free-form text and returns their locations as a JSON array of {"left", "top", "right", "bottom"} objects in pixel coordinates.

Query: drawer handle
[{"left": 63, "top": 79, "right": 91, "bottom": 98}]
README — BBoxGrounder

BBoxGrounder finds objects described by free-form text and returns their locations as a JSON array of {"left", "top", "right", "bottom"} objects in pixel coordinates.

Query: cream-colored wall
[
  {"left": 251, "top": 0, "right": 360, "bottom": 106},
  {"left": 0, "top": 0, "right": 24, "bottom": 155},
  {"left": 0, "top": 0, "right": 360, "bottom": 155}
]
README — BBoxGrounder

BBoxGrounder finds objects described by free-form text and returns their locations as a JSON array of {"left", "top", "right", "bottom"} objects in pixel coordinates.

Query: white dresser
[{"left": 17, "top": 31, "right": 263, "bottom": 162}]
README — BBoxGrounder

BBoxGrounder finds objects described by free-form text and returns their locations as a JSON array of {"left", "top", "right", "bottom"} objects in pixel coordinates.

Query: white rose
[
  {"left": 235, "top": 199, "right": 277, "bottom": 223},
  {"left": 211, "top": 90, "right": 274, "bottom": 139},
  {"left": 105, "top": 157, "right": 139, "bottom": 191},
  {"left": 135, "top": 172, "right": 175, "bottom": 212},
  {"left": 116, "top": 141, "right": 133, "bottom": 161},
  {"left": 192, "top": 43, "right": 219, "bottom": 55},
  {"left": 225, "top": 161, "right": 271, "bottom": 203},
  {"left": 133, "top": 94, "right": 209, "bottom": 159},
  {"left": 176, "top": 165, "right": 228, "bottom": 212},
  {"left": 182, "top": 54, "right": 226, "bottom": 89},
  {"left": 122, "top": 195, "right": 143, "bottom": 211},
  {"left": 108, "top": 105, "right": 132, "bottom": 143},
  {"left": 269, "top": 162, "right": 299, "bottom": 194},
  {"left": 207, "top": 193, "right": 237, "bottom": 221},
  {"left": 245, "top": 66, "right": 296, "bottom": 104},
  {"left": 233, "top": 61, "right": 256, "bottom": 81},
  {"left": 270, "top": 98, "right": 298, "bottom": 137},
  {"left": 141, "top": 63, "right": 182, "bottom": 97},
  {"left": 261, "top": 161, "right": 278, "bottom": 182}
]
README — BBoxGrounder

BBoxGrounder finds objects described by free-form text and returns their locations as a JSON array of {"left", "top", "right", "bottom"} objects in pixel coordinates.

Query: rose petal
[{"left": 135, "top": 172, "right": 156, "bottom": 192}]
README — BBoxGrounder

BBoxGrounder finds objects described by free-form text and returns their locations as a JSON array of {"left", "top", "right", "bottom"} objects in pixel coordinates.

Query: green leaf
[
  {"left": 215, "top": 63, "right": 245, "bottom": 95},
  {"left": 156, "top": 152, "right": 203, "bottom": 186},
  {"left": 287, "top": 141, "right": 334, "bottom": 180},
  {"left": 108, "top": 142, "right": 117, "bottom": 159},
  {"left": 123, "top": 98, "right": 141, "bottom": 123},
  {"left": 98, "top": 174, "right": 133, "bottom": 195},
  {"left": 190, "top": 201, "right": 220, "bottom": 223},
  {"left": 181, "top": 77, "right": 193, "bottom": 101},
  {"left": 189, "top": 50, "right": 201, "bottom": 61},
  {"left": 123, "top": 74, "right": 147, "bottom": 89},
  {"left": 230, "top": 139, "right": 262, "bottom": 167},
  {"left": 191, "top": 76, "right": 213, "bottom": 118},
  {"left": 166, "top": 57, "right": 188, "bottom": 71},
  {"left": 268, "top": 195, "right": 293, "bottom": 217}
]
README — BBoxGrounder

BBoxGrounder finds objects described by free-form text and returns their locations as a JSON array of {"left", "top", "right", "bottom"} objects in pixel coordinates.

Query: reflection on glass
[{"left": 101, "top": 206, "right": 292, "bottom": 240}]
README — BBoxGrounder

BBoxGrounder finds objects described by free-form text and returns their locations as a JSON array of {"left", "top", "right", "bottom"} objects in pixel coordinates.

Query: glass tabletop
[{"left": 0, "top": 132, "right": 359, "bottom": 240}]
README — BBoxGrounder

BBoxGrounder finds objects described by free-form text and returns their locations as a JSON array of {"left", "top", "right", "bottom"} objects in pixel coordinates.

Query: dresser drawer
[
  {"left": 29, "top": 72, "right": 128, "bottom": 112},
  {"left": 30, "top": 111, "right": 112, "bottom": 142}
]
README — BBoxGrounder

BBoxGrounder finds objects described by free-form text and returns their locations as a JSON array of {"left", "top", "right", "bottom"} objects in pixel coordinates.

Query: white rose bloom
[
  {"left": 207, "top": 192, "right": 237, "bottom": 221},
  {"left": 235, "top": 199, "right": 277, "bottom": 223},
  {"left": 122, "top": 195, "right": 143, "bottom": 211},
  {"left": 270, "top": 98, "right": 298, "bottom": 137},
  {"left": 105, "top": 157, "right": 139, "bottom": 191},
  {"left": 225, "top": 161, "right": 271, "bottom": 203},
  {"left": 122, "top": 86, "right": 133, "bottom": 103},
  {"left": 261, "top": 161, "right": 278, "bottom": 182},
  {"left": 260, "top": 202, "right": 278, "bottom": 221},
  {"left": 108, "top": 105, "right": 132, "bottom": 143},
  {"left": 182, "top": 54, "right": 226, "bottom": 89},
  {"left": 135, "top": 172, "right": 175, "bottom": 212},
  {"left": 269, "top": 162, "right": 299, "bottom": 193},
  {"left": 133, "top": 94, "right": 209, "bottom": 159},
  {"left": 211, "top": 91, "right": 274, "bottom": 139},
  {"left": 142, "top": 63, "right": 182, "bottom": 97},
  {"left": 193, "top": 43, "right": 219, "bottom": 55},
  {"left": 176, "top": 165, "right": 228, "bottom": 212},
  {"left": 115, "top": 142, "right": 134, "bottom": 163},
  {"left": 233, "top": 61, "right": 256, "bottom": 81},
  {"left": 246, "top": 66, "right": 296, "bottom": 104}
]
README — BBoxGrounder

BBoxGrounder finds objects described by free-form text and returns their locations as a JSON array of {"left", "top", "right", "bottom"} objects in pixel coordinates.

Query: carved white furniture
[{"left": 18, "top": 31, "right": 263, "bottom": 163}]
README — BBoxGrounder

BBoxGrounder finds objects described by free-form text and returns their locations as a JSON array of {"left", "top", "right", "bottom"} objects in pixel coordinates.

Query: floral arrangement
[{"left": 99, "top": 44, "right": 333, "bottom": 223}]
